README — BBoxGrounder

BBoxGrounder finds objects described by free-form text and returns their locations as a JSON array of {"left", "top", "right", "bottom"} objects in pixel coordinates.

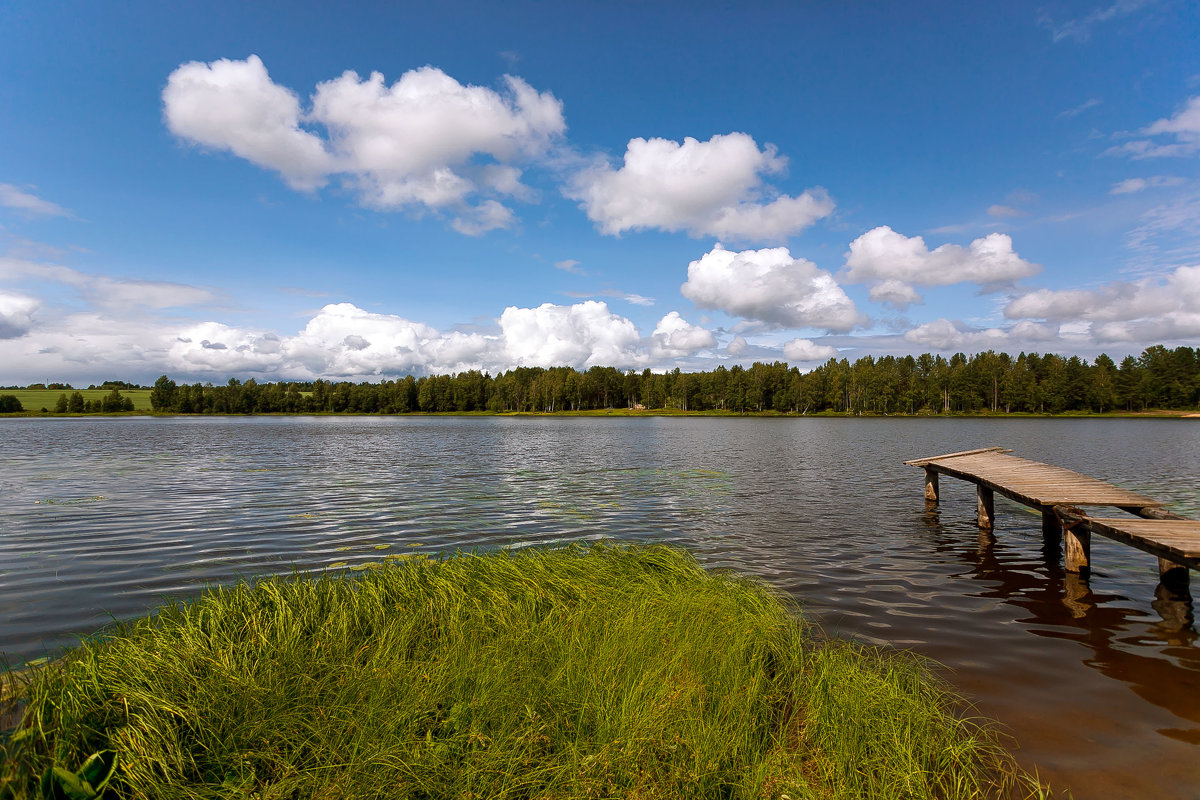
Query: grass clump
[{"left": 1, "top": 544, "right": 1033, "bottom": 798}]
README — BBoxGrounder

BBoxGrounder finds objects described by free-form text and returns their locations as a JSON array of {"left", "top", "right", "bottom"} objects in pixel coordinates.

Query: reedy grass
[{"left": 1, "top": 544, "right": 1039, "bottom": 798}]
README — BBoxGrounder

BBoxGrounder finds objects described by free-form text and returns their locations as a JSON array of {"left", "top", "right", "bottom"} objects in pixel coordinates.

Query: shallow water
[{"left": 1, "top": 416, "right": 1198, "bottom": 796}]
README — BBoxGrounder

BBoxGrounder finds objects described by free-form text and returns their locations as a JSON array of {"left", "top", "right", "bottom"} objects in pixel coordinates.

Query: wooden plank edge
[
  {"left": 1054, "top": 506, "right": 1199, "bottom": 571},
  {"left": 904, "top": 446, "right": 1011, "bottom": 467}
]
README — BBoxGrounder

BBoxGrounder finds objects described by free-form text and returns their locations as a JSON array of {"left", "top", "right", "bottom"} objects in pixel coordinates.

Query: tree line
[{"left": 139, "top": 345, "right": 1200, "bottom": 415}]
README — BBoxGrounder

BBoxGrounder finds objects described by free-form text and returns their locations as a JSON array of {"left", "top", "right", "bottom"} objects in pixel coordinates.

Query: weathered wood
[
  {"left": 924, "top": 468, "right": 939, "bottom": 503},
  {"left": 904, "top": 446, "right": 1009, "bottom": 467},
  {"left": 1083, "top": 517, "right": 1200, "bottom": 570},
  {"left": 1064, "top": 524, "right": 1091, "bottom": 575},
  {"left": 909, "top": 449, "right": 1199, "bottom": 600},
  {"left": 911, "top": 451, "right": 1162, "bottom": 509},
  {"left": 1158, "top": 558, "right": 1191, "bottom": 593},
  {"left": 1041, "top": 508, "right": 1062, "bottom": 539},
  {"left": 977, "top": 484, "right": 994, "bottom": 528}
]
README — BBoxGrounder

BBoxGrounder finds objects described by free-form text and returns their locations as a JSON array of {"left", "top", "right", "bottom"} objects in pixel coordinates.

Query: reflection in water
[{"left": 1, "top": 415, "right": 1199, "bottom": 795}]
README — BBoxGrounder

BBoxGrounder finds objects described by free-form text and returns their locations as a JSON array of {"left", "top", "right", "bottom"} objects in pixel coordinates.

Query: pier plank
[
  {"left": 908, "top": 450, "right": 1161, "bottom": 509},
  {"left": 907, "top": 448, "right": 1197, "bottom": 595}
]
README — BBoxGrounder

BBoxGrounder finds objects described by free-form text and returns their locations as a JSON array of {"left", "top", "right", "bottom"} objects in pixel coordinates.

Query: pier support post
[
  {"left": 924, "top": 468, "right": 939, "bottom": 504},
  {"left": 1041, "top": 509, "right": 1062, "bottom": 540},
  {"left": 1157, "top": 558, "right": 1191, "bottom": 598},
  {"left": 976, "top": 485, "right": 994, "bottom": 529},
  {"left": 1064, "top": 524, "right": 1091, "bottom": 576}
]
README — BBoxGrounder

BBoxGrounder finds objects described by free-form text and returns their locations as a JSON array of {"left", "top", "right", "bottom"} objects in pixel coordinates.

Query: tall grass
[{"left": 1, "top": 545, "right": 1036, "bottom": 798}]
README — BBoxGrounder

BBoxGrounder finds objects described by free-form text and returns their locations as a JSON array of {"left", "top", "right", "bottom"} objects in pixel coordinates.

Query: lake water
[{"left": 2, "top": 416, "right": 1198, "bottom": 796}]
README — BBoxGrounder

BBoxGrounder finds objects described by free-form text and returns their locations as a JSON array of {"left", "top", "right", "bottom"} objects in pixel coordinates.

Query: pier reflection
[{"left": 920, "top": 509, "right": 1200, "bottom": 744}]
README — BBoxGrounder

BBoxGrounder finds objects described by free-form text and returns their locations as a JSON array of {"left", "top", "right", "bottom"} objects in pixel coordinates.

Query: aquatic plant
[{"left": 0, "top": 545, "right": 1036, "bottom": 798}]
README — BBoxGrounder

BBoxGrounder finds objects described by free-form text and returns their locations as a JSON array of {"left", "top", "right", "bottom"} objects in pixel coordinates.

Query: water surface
[{"left": 2, "top": 416, "right": 1198, "bottom": 796}]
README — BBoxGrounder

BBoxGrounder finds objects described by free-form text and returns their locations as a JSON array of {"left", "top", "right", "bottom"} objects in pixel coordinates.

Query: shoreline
[{"left": 2, "top": 408, "right": 1199, "bottom": 419}]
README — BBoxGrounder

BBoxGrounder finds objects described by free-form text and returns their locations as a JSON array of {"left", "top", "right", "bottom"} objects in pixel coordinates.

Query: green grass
[
  {"left": 0, "top": 390, "right": 153, "bottom": 413},
  {"left": 0, "top": 545, "right": 1040, "bottom": 799}
]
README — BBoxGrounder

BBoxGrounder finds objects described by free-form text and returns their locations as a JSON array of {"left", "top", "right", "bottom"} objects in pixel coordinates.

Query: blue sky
[{"left": 1, "top": 0, "right": 1199, "bottom": 384}]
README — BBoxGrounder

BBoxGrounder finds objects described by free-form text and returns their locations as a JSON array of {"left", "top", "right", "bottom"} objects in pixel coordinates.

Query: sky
[{"left": 1, "top": 0, "right": 1199, "bottom": 385}]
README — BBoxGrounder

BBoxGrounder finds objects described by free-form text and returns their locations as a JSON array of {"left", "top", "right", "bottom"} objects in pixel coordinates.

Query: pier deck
[{"left": 906, "top": 446, "right": 1195, "bottom": 594}]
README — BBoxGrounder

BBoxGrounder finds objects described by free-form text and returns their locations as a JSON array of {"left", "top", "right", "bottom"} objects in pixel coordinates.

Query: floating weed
[
  {"left": 327, "top": 561, "right": 348, "bottom": 569},
  {"left": 34, "top": 496, "right": 104, "bottom": 506},
  {"left": 335, "top": 546, "right": 352, "bottom": 552},
  {"left": 289, "top": 513, "right": 318, "bottom": 519},
  {"left": 373, "top": 544, "right": 391, "bottom": 550},
  {"left": 243, "top": 468, "right": 270, "bottom": 473}
]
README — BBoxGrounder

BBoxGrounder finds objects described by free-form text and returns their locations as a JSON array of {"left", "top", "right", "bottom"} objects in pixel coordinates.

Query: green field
[
  {"left": 0, "top": 545, "right": 1041, "bottom": 799},
  {"left": 0, "top": 389, "right": 153, "bottom": 412}
]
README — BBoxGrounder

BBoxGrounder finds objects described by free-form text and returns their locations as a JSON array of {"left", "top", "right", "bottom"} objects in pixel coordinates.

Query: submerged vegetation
[{"left": 0, "top": 545, "right": 1037, "bottom": 798}]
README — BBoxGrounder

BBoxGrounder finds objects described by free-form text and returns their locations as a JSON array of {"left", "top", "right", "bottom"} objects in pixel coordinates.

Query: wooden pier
[{"left": 906, "top": 446, "right": 1197, "bottom": 594}]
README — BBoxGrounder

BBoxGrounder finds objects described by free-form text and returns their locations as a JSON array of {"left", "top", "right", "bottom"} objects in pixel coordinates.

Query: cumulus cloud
[
  {"left": 903, "top": 318, "right": 1061, "bottom": 351},
  {"left": 0, "top": 291, "right": 38, "bottom": 338},
  {"left": 568, "top": 133, "right": 834, "bottom": 241},
  {"left": 0, "top": 184, "right": 72, "bottom": 218},
  {"left": 843, "top": 226, "right": 1039, "bottom": 308},
  {"left": 867, "top": 279, "right": 922, "bottom": 310},
  {"left": 163, "top": 55, "right": 333, "bottom": 190},
  {"left": 1107, "top": 96, "right": 1200, "bottom": 159},
  {"left": 782, "top": 338, "right": 837, "bottom": 362},
  {"left": 1003, "top": 265, "right": 1200, "bottom": 342},
  {"left": 164, "top": 55, "right": 565, "bottom": 232},
  {"left": 726, "top": 335, "right": 748, "bottom": 355},
  {"left": 498, "top": 301, "right": 642, "bottom": 368},
  {"left": 163, "top": 300, "right": 665, "bottom": 377},
  {"left": 681, "top": 243, "right": 862, "bottom": 331},
  {"left": 650, "top": 311, "right": 716, "bottom": 359}
]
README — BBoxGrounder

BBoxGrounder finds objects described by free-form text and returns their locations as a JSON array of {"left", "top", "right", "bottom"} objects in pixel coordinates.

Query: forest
[{"left": 137, "top": 345, "right": 1200, "bottom": 415}]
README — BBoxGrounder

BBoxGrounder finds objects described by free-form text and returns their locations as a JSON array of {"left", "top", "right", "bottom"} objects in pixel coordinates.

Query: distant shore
[{"left": 3, "top": 407, "right": 1199, "bottom": 419}]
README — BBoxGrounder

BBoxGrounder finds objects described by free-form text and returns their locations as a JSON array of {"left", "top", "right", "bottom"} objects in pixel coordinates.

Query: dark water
[{"left": 2, "top": 416, "right": 1198, "bottom": 796}]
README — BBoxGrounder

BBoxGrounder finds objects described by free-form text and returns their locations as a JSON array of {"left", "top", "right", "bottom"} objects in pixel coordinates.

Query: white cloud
[
  {"left": 782, "top": 338, "right": 837, "bottom": 362},
  {"left": 0, "top": 184, "right": 72, "bottom": 218},
  {"left": 498, "top": 301, "right": 641, "bottom": 368},
  {"left": 681, "top": 243, "right": 862, "bottom": 331},
  {"left": 568, "top": 133, "right": 833, "bottom": 241},
  {"left": 903, "top": 319, "right": 1058, "bottom": 351},
  {"left": 1109, "top": 176, "right": 1185, "bottom": 194},
  {"left": 726, "top": 335, "right": 748, "bottom": 355},
  {"left": 449, "top": 200, "right": 515, "bottom": 236},
  {"left": 1107, "top": 96, "right": 1200, "bottom": 159},
  {"left": 1057, "top": 98, "right": 1102, "bottom": 119},
  {"left": 562, "top": 289, "right": 656, "bottom": 306},
  {"left": 843, "top": 226, "right": 1039, "bottom": 305},
  {"left": 867, "top": 279, "right": 922, "bottom": 310},
  {"left": 650, "top": 311, "right": 716, "bottom": 359},
  {"left": 987, "top": 204, "right": 1025, "bottom": 218},
  {"left": 1003, "top": 265, "right": 1200, "bottom": 342},
  {"left": 163, "top": 55, "right": 565, "bottom": 230},
  {"left": 0, "top": 291, "right": 38, "bottom": 338},
  {"left": 163, "top": 55, "right": 333, "bottom": 190},
  {"left": 553, "top": 259, "right": 583, "bottom": 274},
  {"left": 0, "top": 256, "right": 216, "bottom": 310},
  {"left": 1039, "top": 0, "right": 1155, "bottom": 43}
]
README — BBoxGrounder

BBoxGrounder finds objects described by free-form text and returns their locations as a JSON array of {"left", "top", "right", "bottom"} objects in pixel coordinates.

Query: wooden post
[
  {"left": 924, "top": 468, "right": 939, "bottom": 504},
  {"left": 976, "top": 484, "right": 994, "bottom": 528},
  {"left": 1158, "top": 557, "right": 1191, "bottom": 598},
  {"left": 1041, "top": 509, "right": 1062, "bottom": 540},
  {"left": 1064, "top": 524, "right": 1091, "bottom": 576}
]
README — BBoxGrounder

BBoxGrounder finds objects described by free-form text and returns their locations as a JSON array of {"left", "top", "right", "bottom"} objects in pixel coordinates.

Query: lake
[{"left": 2, "top": 415, "right": 1198, "bottom": 796}]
